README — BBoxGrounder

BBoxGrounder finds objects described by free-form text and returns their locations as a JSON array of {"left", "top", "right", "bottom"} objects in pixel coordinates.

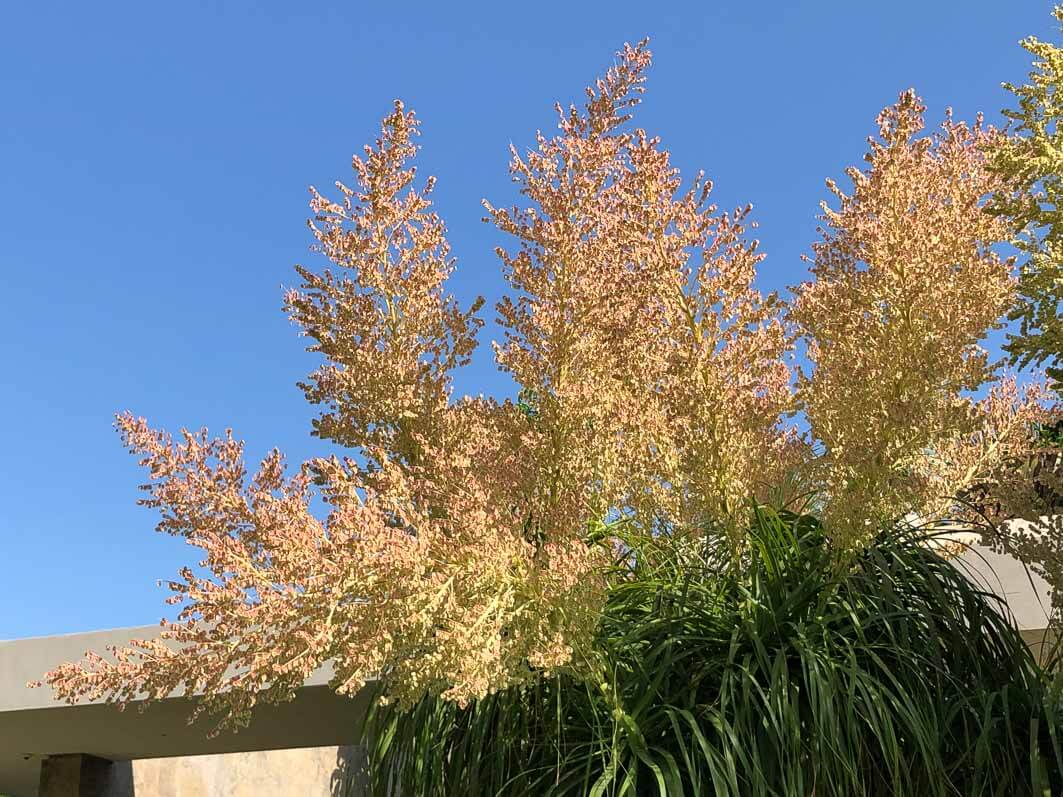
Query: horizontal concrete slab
[
  {"left": 0, "top": 686, "right": 370, "bottom": 796},
  {"left": 0, "top": 625, "right": 368, "bottom": 796},
  {"left": 0, "top": 626, "right": 337, "bottom": 713}
]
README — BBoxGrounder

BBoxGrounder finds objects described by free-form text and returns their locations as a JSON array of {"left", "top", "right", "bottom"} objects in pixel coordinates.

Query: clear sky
[{"left": 0, "top": 1, "right": 1053, "bottom": 639}]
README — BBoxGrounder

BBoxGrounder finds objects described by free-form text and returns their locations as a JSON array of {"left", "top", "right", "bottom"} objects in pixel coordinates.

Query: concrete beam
[{"left": 0, "top": 626, "right": 369, "bottom": 796}]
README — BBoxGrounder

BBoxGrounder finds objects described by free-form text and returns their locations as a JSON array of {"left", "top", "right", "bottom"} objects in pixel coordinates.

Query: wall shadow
[
  {"left": 330, "top": 745, "right": 369, "bottom": 797},
  {"left": 100, "top": 760, "right": 135, "bottom": 797}
]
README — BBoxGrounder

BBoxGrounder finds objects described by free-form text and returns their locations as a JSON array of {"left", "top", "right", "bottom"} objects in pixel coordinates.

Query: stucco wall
[
  {"left": 71, "top": 746, "right": 368, "bottom": 797},
  {"left": 113, "top": 746, "right": 367, "bottom": 797}
]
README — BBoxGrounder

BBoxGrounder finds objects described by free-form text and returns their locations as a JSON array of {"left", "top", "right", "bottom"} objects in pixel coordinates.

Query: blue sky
[{"left": 0, "top": 1, "right": 1053, "bottom": 638}]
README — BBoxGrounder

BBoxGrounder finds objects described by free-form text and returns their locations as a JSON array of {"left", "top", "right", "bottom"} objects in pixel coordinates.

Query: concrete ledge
[
  {"left": 0, "top": 687, "right": 369, "bottom": 796},
  {"left": 0, "top": 626, "right": 336, "bottom": 713},
  {"left": 0, "top": 624, "right": 370, "bottom": 797}
]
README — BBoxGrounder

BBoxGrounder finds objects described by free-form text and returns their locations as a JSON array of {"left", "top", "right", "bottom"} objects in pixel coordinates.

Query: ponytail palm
[{"left": 361, "top": 507, "right": 1062, "bottom": 796}]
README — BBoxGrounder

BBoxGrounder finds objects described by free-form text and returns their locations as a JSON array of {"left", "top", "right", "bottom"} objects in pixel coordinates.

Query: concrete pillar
[{"left": 38, "top": 754, "right": 130, "bottom": 797}]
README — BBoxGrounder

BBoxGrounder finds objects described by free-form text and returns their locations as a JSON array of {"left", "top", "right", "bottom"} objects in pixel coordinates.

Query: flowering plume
[
  {"left": 485, "top": 40, "right": 796, "bottom": 543},
  {"left": 40, "top": 405, "right": 605, "bottom": 725},
  {"left": 42, "top": 101, "right": 610, "bottom": 725},
  {"left": 285, "top": 100, "right": 483, "bottom": 462},
  {"left": 792, "top": 90, "right": 1018, "bottom": 541},
  {"left": 40, "top": 47, "right": 1054, "bottom": 731}
]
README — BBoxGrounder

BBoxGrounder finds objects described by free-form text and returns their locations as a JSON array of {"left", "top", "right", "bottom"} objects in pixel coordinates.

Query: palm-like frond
[{"left": 358, "top": 507, "right": 1063, "bottom": 796}]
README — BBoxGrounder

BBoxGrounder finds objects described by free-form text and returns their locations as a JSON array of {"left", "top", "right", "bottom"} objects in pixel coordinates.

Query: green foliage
[
  {"left": 1036, "top": 416, "right": 1063, "bottom": 448},
  {"left": 992, "top": 6, "right": 1063, "bottom": 393},
  {"left": 357, "top": 508, "right": 1063, "bottom": 796}
]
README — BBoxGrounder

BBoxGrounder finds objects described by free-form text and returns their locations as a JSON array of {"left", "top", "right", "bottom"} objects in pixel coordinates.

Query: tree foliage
[{"left": 991, "top": 7, "right": 1063, "bottom": 394}]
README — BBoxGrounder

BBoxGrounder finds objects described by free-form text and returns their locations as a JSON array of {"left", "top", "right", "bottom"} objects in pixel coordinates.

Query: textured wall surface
[{"left": 93, "top": 747, "right": 367, "bottom": 797}]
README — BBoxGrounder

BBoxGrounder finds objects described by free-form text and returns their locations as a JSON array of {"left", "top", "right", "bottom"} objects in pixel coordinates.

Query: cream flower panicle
[{"left": 41, "top": 52, "right": 1057, "bottom": 730}]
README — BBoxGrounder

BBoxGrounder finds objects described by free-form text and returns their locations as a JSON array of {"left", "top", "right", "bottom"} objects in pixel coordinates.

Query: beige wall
[
  {"left": 103, "top": 746, "right": 367, "bottom": 797},
  {"left": 28, "top": 747, "right": 368, "bottom": 797},
  {"left": 21, "top": 746, "right": 371, "bottom": 797}
]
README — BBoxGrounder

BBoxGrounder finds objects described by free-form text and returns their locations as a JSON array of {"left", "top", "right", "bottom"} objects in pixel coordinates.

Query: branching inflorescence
[{"left": 40, "top": 39, "right": 1060, "bottom": 729}]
